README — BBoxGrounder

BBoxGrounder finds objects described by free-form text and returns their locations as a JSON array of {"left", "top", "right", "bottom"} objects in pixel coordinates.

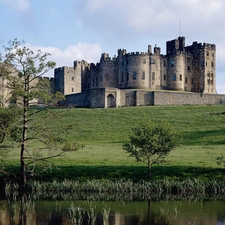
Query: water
[{"left": 0, "top": 200, "right": 225, "bottom": 224}]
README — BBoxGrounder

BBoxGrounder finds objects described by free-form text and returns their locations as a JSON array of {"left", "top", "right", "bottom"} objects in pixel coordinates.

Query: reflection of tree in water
[
  {"left": 45, "top": 202, "right": 63, "bottom": 225},
  {"left": 144, "top": 200, "right": 170, "bottom": 225},
  {"left": 5, "top": 193, "right": 36, "bottom": 225}
]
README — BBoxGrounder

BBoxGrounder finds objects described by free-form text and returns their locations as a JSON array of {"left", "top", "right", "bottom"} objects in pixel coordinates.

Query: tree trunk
[
  {"left": 147, "top": 200, "right": 151, "bottom": 225},
  {"left": 21, "top": 103, "right": 27, "bottom": 186},
  {"left": 21, "top": 75, "right": 29, "bottom": 187},
  {"left": 148, "top": 159, "right": 151, "bottom": 179}
]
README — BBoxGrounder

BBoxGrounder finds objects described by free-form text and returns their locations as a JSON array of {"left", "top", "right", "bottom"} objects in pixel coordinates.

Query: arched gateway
[{"left": 107, "top": 94, "right": 116, "bottom": 108}]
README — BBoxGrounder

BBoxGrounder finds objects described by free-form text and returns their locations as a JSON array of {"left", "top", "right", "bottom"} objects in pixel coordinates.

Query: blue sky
[{"left": 0, "top": 0, "right": 225, "bottom": 93}]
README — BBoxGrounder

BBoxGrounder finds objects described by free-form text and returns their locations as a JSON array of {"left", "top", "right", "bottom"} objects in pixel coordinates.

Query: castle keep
[{"left": 54, "top": 37, "right": 219, "bottom": 108}]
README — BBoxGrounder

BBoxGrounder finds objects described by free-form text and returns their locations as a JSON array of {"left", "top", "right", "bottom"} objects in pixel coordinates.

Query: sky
[{"left": 0, "top": 0, "right": 225, "bottom": 93}]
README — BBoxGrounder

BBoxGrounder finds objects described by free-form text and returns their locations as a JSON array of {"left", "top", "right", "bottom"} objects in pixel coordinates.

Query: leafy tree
[
  {"left": 0, "top": 107, "right": 17, "bottom": 143},
  {"left": 0, "top": 39, "right": 78, "bottom": 186},
  {"left": 123, "top": 117, "right": 178, "bottom": 179}
]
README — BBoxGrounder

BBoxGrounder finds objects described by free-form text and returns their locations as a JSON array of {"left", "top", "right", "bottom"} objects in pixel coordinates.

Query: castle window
[
  {"left": 185, "top": 77, "right": 187, "bottom": 84},
  {"left": 173, "top": 74, "right": 176, "bottom": 81},
  {"left": 201, "top": 61, "right": 204, "bottom": 66},
  {"left": 72, "top": 87, "right": 74, "bottom": 92},
  {"left": 188, "top": 66, "right": 190, "bottom": 71},
  {"left": 164, "top": 74, "right": 166, "bottom": 81},
  {"left": 206, "top": 62, "right": 208, "bottom": 67},
  {"left": 71, "top": 76, "right": 74, "bottom": 81},
  {"left": 211, "top": 62, "right": 214, "bottom": 67},
  {"left": 170, "top": 60, "right": 174, "bottom": 66},
  {"left": 163, "top": 61, "right": 166, "bottom": 66},
  {"left": 133, "top": 72, "right": 137, "bottom": 80},
  {"left": 180, "top": 74, "right": 182, "bottom": 81},
  {"left": 142, "top": 71, "right": 145, "bottom": 80},
  {"left": 150, "top": 59, "right": 155, "bottom": 64},
  {"left": 143, "top": 59, "right": 146, "bottom": 64},
  {"left": 152, "top": 72, "right": 155, "bottom": 80},
  {"left": 191, "top": 78, "right": 194, "bottom": 84},
  {"left": 211, "top": 73, "right": 213, "bottom": 84},
  {"left": 207, "top": 52, "right": 209, "bottom": 56}
]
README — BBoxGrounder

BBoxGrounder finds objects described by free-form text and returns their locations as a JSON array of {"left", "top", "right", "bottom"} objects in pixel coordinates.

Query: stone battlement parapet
[
  {"left": 127, "top": 52, "right": 148, "bottom": 56},
  {"left": 54, "top": 66, "right": 75, "bottom": 73}
]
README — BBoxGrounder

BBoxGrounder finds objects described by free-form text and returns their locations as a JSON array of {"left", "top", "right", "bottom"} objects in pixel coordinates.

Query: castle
[{"left": 53, "top": 37, "right": 221, "bottom": 108}]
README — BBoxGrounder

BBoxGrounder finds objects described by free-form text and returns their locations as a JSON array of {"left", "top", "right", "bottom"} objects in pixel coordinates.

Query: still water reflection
[{"left": 0, "top": 200, "right": 225, "bottom": 225}]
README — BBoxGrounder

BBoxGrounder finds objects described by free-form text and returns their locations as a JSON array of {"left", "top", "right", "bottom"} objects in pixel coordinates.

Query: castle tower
[
  {"left": 149, "top": 46, "right": 161, "bottom": 90},
  {"left": 184, "top": 41, "right": 216, "bottom": 93},
  {"left": 54, "top": 62, "right": 83, "bottom": 95},
  {"left": 202, "top": 43, "right": 216, "bottom": 94},
  {"left": 166, "top": 37, "right": 185, "bottom": 91},
  {"left": 116, "top": 49, "right": 127, "bottom": 89},
  {"left": 126, "top": 51, "right": 150, "bottom": 89}
]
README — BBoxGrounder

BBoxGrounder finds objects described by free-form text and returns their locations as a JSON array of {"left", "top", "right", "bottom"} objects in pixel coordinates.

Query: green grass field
[{"left": 2, "top": 104, "right": 225, "bottom": 180}]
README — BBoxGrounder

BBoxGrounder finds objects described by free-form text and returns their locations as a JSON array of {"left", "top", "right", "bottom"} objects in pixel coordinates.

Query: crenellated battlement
[
  {"left": 54, "top": 66, "right": 75, "bottom": 73},
  {"left": 118, "top": 49, "right": 127, "bottom": 55},
  {"left": 127, "top": 52, "right": 148, "bottom": 57},
  {"left": 203, "top": 43, "right": 216, "bottom": 50}
]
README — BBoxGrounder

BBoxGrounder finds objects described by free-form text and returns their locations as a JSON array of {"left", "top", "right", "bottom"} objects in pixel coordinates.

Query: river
[{"left": 0, "top": 199, "right": 225, "bottom": 224}]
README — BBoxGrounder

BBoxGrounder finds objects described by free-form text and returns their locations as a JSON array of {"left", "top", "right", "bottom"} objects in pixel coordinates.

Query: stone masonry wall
[
  {"left": 153, "top": 92, "right": 225, "bottom": 105},
  {"left": 62, "top": 89, "right": 225, "bottom": 108}
]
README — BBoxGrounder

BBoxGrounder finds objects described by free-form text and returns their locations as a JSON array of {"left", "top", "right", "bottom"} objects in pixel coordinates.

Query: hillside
[{"left": 2, "top": 104, "right": 225, "bottom": 180}]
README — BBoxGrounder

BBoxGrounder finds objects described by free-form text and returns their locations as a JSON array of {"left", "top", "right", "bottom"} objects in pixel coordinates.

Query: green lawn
[{"left": 2, "top": 104, "right": 225, "bottom": 180}]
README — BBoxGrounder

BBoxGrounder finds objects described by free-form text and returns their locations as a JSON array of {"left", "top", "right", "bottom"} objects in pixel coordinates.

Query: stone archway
[{"left": 107, "top": 94, "right": 116, "bottom": 108}]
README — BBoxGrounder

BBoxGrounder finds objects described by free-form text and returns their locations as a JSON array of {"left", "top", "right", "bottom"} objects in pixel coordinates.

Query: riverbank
[{"left": 4, "top": 178, "right": 225, "bottom": 201}]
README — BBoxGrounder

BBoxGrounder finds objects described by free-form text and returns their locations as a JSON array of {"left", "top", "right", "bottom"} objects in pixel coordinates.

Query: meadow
[{"left": 2, "top": 104, "right": 225, "bottom": 181}]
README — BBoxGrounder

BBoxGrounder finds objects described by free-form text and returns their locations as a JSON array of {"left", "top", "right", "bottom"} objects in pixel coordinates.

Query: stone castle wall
[{"left": 61, "top": 88, "right": 225, "bottom": 108}]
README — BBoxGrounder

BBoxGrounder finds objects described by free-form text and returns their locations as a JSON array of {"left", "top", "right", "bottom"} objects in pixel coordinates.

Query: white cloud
[
  {"left": 216, "top": 83, "right": 225, "bottom": 94},
  {"left": 25, "top": 42, "right": 102, "bottom": 77},
  {"left": 0, "top": 0, "right": 30, "bottom": 12}
]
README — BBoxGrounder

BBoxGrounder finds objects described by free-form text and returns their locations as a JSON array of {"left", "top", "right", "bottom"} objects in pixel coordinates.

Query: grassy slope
[{"left": 3, "top": 104, "right": 225, "bottom": 180}]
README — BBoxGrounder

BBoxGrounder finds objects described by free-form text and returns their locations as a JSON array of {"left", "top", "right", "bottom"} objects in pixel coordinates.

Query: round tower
[{"left": 126, "top": 52, "right": 150, "bottom": 89}]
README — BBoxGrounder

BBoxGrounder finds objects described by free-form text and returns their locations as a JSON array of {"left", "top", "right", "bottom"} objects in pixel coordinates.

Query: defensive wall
[{"left": 61, "top": 88, "right": 225, "bottom": 108}]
